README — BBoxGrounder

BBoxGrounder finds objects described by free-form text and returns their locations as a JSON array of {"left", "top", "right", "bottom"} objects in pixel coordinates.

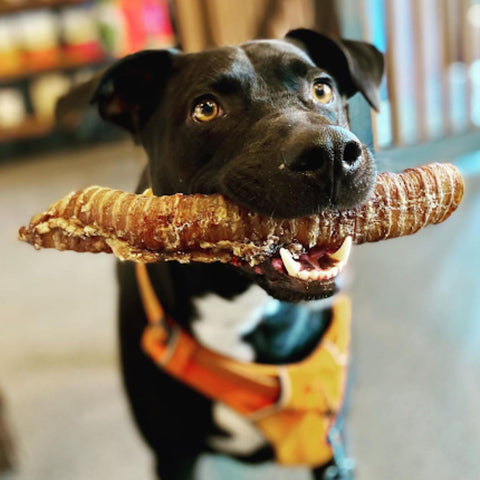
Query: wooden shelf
[
  {"left": 0, "top": 0, "right": 86, "bottom": 15},
  {"left": 0, "top": 116, "right": 54, "bottom": 142},
  {"left": 0, "top": 52, "right": 109, "bottom": 84}
]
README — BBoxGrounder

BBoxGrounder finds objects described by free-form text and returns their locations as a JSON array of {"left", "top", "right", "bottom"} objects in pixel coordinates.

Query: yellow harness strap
[{"left": 135, "top": 262, "right": 351, "bottom": 467}]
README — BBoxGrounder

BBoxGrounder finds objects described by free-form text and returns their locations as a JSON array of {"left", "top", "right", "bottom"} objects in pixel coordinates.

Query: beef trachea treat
[{"left": 18, "top": 162, "right": 464, "bottom": 265}]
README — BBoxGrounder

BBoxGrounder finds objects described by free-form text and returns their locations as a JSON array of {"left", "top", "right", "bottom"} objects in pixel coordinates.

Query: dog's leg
[
  {"left": 311, "top": 448, "right": 355, "bottom": 480},
  {"left": 311, "top": 432, "right": 355, "bottom": 476},
  {"left": 0, "top": 390, "right": 15, "bottom": 472},
  {"left": 155, "top": 452, "right": 198, "bottom": 480},
  {"left": 312, "top": 458, "right": 354, "bottom": 480},
  {"left": 312, "top": 408, "right": 355, "bottom": 480},
  {"left": 313, "top": 460, "right": 338, "bottom": 480}
]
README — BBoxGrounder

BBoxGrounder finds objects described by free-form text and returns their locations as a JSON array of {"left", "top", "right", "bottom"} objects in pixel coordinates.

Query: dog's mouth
[
  {"left": 276, "top": 237, "right": 352, "bottom": 281},
  {"left": 234, "top": 236, "right": 352, "bottom": 301}
]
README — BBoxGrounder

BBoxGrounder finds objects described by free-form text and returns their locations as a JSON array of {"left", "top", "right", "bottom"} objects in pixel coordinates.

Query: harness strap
[
  {"left": 135, "top": 261, "right": 352, "bottom": 467},
  {"left": 135, "top": 262, "right": 281, "bottom": 416}
]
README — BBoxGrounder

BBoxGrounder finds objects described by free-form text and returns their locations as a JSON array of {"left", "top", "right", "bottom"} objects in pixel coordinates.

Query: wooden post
[
  {"left": 437, "top": 0, "right": 454, "bottom": 136},
  {"left": 337, "top": 0, "right": 375, "bottom": 151},
  {"left": 460, "top": 0, "right": 474, "bottom": 129},
  {"left": 313, "top": 0, "right": 341, "bottom": 38},
  {"left": 173, "top": 0, "right": 316, "bottom": 51},
  {"left": 385, "top": 0, "right": 402, "bottom": 146},
  {"left": 411, "top": 0, "right": 429, "bottom": 142},
  {"left": 358, "top": 0, "right": 379, "bottom": 150}
]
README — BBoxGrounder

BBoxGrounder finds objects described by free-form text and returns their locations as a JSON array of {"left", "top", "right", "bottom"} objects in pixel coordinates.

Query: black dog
[{"left": 58, "top": 28, "right": 383, "bottom": 480}]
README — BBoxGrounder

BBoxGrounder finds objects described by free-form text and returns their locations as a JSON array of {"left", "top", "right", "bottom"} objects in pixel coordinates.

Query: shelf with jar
[
  {"left": 0, "top": 0, "right": 87, "bottom": 16},
  {"left": 0, "top": 0, "right": 175, "bottom": 145}
]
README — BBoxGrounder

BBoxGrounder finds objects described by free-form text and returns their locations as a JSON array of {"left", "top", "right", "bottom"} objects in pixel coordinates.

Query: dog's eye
[
  {"left": 312, "top": 81, "right": 334, "bottom": 104},
  {"left": 192, "top": 98, "right": 221, "bottom": 122}
]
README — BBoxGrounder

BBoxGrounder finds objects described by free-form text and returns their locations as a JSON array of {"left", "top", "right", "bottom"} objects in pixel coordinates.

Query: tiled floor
[{"left": 0, "top": 141, "right": 479, "bottom": 480}]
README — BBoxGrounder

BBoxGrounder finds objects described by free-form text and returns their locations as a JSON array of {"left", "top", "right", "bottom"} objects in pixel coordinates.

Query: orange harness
[{"left": 136, "top": 263, "right": 351, "bottom": 467}]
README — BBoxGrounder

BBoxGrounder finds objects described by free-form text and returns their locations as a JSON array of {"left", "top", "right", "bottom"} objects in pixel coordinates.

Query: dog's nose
[{"left": 288, "top": 136, "right": 363, "bottom": 177}]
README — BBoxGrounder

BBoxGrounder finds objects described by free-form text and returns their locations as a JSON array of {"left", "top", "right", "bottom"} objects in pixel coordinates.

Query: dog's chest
[
  {"left": 191, "top": 286, "right": 334, "bottom": 457},
  {"left": 191, "top": 286, "right": 272, "bottom": 455},
  {"left": 191, "top": 285, "right": 334, "bottom": 364},
  {"left": 191, "top": 285, "right": 270, "bottom": 362}
]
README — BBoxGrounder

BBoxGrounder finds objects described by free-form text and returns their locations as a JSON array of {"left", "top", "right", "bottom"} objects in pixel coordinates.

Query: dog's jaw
[
  {"left": 242, "top": 265, "right": 338, "bottom": 302},
  {"left": 231, "top": 237, "right": 352, "bottom": 302}
]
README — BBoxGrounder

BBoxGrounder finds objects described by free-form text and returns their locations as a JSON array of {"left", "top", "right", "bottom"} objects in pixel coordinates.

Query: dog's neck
[{"left": 191, "top": 281, "right": 334, "bottom": 364}]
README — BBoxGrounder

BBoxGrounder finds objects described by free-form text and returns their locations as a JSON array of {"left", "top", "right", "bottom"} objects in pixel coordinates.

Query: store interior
[{"left": 1, "top": 1, "right": 479, "bottom": 479}]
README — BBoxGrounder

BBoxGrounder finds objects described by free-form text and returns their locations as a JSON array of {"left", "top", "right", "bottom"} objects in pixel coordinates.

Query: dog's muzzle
[{"left": 219, "top": 121, "right": 376, "bottom": 220}]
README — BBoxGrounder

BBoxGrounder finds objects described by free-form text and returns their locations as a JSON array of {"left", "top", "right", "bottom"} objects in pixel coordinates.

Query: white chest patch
[
  {"left": 191, "top": 285, "right": 271, "bottom": 362},
  {"left": 191, "top": 284, "right": 338, "bottom": 457},
  {"left": 207, "top": 402, "right": 268, "bottom": 455},
  {"left": 192, "top": 287, "right": 271, "bottom": 455}
]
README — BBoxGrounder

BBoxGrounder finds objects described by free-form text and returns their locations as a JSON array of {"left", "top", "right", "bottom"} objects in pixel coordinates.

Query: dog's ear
[
  {"left": 56, "top": 49, "right": 179, "bottom": 133},
  {"left": 286, "top": 29, "right": 384, "bottom": 111},
  {"left": 92, "top": 49, "right": 179, "bottom": 133}
]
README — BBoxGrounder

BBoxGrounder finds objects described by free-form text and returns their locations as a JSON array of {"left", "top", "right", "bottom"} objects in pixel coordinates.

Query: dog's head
[{"left": 58, "top": 29, "right": 384, "bottom": 301}]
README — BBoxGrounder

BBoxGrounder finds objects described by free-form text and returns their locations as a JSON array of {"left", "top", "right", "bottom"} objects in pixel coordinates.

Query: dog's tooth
[
  {"left": 328, "top": 266, "right": 338, "bottom": 280},
  {"left": 309, "top": 271, "right": 320, "bottom": 281},
  {"left": 316, "top": 270, "right": 328, "bottom": 281},
  {"left": 314, "top": 266, "right": 336, "bottom": 281},
  {"left": 298, "top": 270, "right": 310, "bottom": 281},
  {"left": 281, "top": 245, "right": 347, "bottom": 283},
  {"left": 279, "top": 248, "right": 301, "bottom": 276},
  {"left": 328, "top": 236, "right": 352, "bottom": 263}
]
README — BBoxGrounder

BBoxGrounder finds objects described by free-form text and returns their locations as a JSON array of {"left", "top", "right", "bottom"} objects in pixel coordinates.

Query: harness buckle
[{"left": 149, "top": 317, "right": 173, "bottom": 344}]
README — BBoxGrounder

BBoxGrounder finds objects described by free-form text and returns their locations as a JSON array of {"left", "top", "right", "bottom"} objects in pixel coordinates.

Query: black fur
[{"left": 58, "top": 29, "right": 383, "bottom": 479}]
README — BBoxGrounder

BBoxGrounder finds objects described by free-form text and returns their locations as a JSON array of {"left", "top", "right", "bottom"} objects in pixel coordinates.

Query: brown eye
[
  {"left": 312, "top": 81, "right": 334, "bottom": 104},
  {"left": 192, "top": 98, "right": 221, "bottom": 122}
]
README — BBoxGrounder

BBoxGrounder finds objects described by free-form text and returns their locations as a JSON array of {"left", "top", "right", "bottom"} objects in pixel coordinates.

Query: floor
[{"left": 0, "top": 140, "right": 479, "bottom": 480}]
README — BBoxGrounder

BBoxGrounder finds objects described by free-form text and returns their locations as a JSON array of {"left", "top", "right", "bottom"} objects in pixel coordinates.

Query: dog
[{"left": 57, "top": 28, "right": 383, "bottom": 480}]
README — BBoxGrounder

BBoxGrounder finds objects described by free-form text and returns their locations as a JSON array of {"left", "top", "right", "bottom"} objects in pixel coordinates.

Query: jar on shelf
[
  {"left": 60, "top": 5, "right": 104, "bottom": 63},
  {"left": 30, "top": 73, "right": 71, "bottom": 121},
  {"left": 0, "top": 87, "right": 26, "bottom": 129},
  {"left": 0, "top": 17, "right": 22, "bottom": 76},
  {"left": 17, "top": 11, "right": 61, "bottom": 70}
]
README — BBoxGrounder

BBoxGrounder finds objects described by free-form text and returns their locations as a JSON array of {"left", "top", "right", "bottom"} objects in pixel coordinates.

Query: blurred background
[{"left": 0, "top": 0, "right": 479, "bottom": 479}]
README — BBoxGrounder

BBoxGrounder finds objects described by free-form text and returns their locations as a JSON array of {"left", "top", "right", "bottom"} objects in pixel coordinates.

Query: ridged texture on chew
[{"left": 18, "top": 162, "right": 464, "bottom": 264}]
